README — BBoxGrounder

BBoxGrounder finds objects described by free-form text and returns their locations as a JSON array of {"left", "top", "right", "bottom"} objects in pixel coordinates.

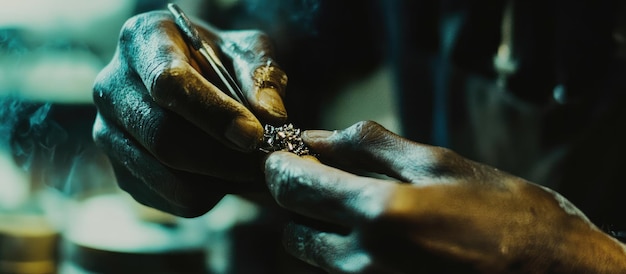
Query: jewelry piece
[
  {"left": 253, "top": 60, "right": 288, "bottom": 93},
  {"left": 259, "top": 123, "right": 311, "bottom": 156}
]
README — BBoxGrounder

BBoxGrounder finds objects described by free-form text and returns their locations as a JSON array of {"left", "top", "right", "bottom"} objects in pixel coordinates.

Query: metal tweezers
[
  {"left": 167, "top": 3, "right": 311, "bottom": 156},
  {"left": 167, "top": 3, "right": 251, "bottom": 109}
]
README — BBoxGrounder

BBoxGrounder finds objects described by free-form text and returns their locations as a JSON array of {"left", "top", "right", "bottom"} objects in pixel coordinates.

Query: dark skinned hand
[
  {"left": 92, "top": 11, "right": 287, "bottom": 217},
  {"left": 264, "top": 121, "right": 626, "bottom": 273}
]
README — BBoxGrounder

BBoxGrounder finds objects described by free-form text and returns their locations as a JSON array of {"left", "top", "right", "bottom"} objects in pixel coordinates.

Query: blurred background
[{"left": 0, "top": 1, "right": 211, "bottom": 273}]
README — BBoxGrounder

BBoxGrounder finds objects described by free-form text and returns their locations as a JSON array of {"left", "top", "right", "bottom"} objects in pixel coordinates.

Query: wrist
[{"left": 549, "top": 223, "right": 626, "bottom": 273}]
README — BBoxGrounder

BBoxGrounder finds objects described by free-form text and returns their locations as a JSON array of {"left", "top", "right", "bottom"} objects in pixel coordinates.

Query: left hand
[
  {"left": 92, "top": 11, "right": 288, "bottom": 217},
  {"left": 264, "top": 121, "right": 626, "bottom": 273}
]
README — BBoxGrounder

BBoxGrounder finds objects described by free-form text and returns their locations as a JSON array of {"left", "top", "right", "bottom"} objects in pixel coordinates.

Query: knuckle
[
  {"left": 91, "top": 123, "right": 107, "bottom": 147},
  {"left": 92, "top": 80, "right": 108, "bottom": 108},
  {"left": 119, "top": 12, "right": 161, "bottom": 48},
  {"left": 92, "top": 115, "right": 112, "bottom": 147},
  {"left": 118, "top": 11, "right": 186, "bottom": 103},
  {"left": 343, "top": 120, "right": 388, "bottom": 148},
  {"left": 92, "top": 62, "right": 119, "bottom": 108},
  {"left": 352, "top": 120, "right": 384, "bottom": 137},
  {"left": 119, "top": 14, "right": 146, "bottom": 50},
  {"left": 148, "top": 60, "right": 185, "bottom": 103},
  {"left": 225, "top": 29, "right": 273, "bottom": 58}
]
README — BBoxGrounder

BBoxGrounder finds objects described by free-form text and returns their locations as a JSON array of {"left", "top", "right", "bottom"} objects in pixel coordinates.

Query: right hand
[
  {"left": 265, "top": 121, "right": 626, "bottom": 273},
  {"left": 92, "top": 10, "right": 288, "bottom": 217}
]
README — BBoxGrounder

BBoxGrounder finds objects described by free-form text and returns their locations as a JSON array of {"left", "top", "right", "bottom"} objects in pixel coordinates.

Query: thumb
[
  {"left": 302, "top": 121, "right": 413, "bottom": 174},
  {"left": 302, "top": 121, "right": 444, "bottom": 182}
]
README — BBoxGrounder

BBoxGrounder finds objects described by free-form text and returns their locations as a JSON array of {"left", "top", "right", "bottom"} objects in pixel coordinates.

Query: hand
[
  {"left": 92, "top": 11, "right": 288, "bottom": 217},
  {"left": 264, "top": 121, "right": 626, "bottom": 273}
]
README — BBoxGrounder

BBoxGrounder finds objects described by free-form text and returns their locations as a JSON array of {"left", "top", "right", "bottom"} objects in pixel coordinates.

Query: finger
[
  {"left": 283, "top": 222, "right": 376, "bottom": 273},
  {"left": 108, "top": 159, "right": 192, "bottom": 216},
  {"left": 119, "top": 12, "right": 262, "bottom": 151},
  {"left": 302, "top": 121, "right": 465, "bottom": 183},
  {"left": 93, "top": 114, "right": 259, "bottom": 217},
  {"left": 301, "top": 154, "right": 320, "bottom": 163},
  {"left": 218, "top": 30, "right": 288, "bottom": 124},
  {"left": 264, "top": 152, "right": 394, "bottom": 225},
  {"left": 93, "top": 66, "right": 262, "bottom": 181}
]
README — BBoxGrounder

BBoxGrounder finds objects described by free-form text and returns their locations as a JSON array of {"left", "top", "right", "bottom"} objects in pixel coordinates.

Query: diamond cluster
[{"left": 259, "top": 123, "right": 310, "bottom": 156}]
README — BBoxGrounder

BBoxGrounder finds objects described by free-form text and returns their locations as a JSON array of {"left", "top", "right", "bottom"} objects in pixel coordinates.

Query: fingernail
[
  {"left": 302, "top": 130, "right": 333, "bottom": 141},
  {"left": 258, "top": 88, "right": 287, "bottom": 118},
  {"left": 225, "top": 116, "right": 262, "bottom": 151}
]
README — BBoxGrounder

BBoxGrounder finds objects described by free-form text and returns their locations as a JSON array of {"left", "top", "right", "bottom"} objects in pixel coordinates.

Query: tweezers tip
[{"left": 167, "top": 3, "right": 203, "bottom": 50}]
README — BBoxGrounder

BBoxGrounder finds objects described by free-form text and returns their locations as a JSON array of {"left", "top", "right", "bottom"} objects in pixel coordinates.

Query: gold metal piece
[{"left": 253, "top": 60, "right": 288, "bottom": 94}]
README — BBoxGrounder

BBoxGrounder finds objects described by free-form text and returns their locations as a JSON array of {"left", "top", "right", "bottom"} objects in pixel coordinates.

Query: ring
[{"left": 253, "top": 60, "right": 288, "bottom": 94}]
